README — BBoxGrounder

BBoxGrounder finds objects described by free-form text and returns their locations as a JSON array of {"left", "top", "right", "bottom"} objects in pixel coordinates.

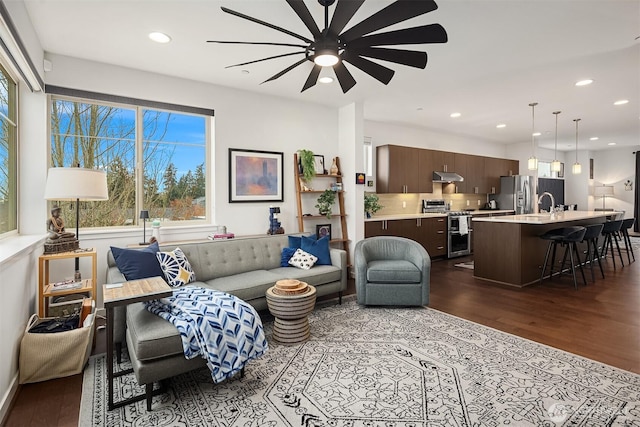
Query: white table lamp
[{"left": 593, "top": 185, "right": 614, "bottom": 210}]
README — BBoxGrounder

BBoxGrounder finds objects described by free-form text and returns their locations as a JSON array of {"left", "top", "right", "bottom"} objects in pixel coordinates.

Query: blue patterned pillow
[
  {"left": 301, "top": 235, "right": 331, "bottom": 265},
  {"left": 280, "top": 247, "right": 297, "bottom": 267},
  {"left": 155, "top": 247, "right": 196, "bottom": 287},
  {"left": 111, "top": 242, "right": 164, "bottom": 281}
]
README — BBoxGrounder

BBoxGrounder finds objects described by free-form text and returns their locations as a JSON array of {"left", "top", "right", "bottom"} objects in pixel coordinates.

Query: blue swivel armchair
[{"left": 355, "top": 236, "right": 431, "bottom": 306}]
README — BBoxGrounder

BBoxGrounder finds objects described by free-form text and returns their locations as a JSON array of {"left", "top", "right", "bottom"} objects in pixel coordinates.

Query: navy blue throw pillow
[
  {"left": 111, "top": 241, "right": 164, "bottom": 281},
  {"left": 301, "top": 235, "right": 331, "bottom": 265},
  {"left": 288, "top": 235, "right": 304, "bottom": 249},
  {"left": 280, "top": 247, "right": 297, "bottom": 267}
]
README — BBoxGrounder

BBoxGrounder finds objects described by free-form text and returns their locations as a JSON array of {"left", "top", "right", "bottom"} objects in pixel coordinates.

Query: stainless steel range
[
  {"left": 422, "top": 200, "right": 472, "bottom": 258},
  {"left": 447, "top": 211, "right": 472, "bottom": 258}
]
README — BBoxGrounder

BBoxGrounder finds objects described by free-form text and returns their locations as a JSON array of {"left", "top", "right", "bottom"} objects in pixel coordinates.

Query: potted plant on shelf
[
  {"left": 315, "top": 189, "right": 336, "bottom": 219},
  {"left": 297, "top": 149, "right": 316, "bottom": 183},
  {"left": 364, "top": 193, "right": 383, "bottom": 218}
]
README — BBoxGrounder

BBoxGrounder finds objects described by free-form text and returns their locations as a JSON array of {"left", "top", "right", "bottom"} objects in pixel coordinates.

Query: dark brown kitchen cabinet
[
  {"left": 365, "top": 217, "right": 447, "bottom": 258},
  {"left": 418, "top": 149, "right": 434, "bottom": 193},
  {"left": 467, "top": 155, "right": 487, "bottom": 194},
  {"left": 376, "top": 145, "right": 419, "bottom": 193},
  {"left": 485, "top": 157, "right": 520, "bottom": 194},
  {"left": 431, "top": 150, "right": 455, "bottom": 173}
]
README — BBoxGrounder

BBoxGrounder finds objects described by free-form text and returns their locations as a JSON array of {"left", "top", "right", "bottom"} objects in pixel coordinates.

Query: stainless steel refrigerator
[{"left": 493, "top": 176, "right": 534, "bottom": 214}]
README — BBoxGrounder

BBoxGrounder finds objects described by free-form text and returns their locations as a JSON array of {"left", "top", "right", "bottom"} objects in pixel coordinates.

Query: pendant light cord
[
  {"left": 529, "top": 102, "right": 538, "bottom": 154},
  {"left": 574, "top": 118, "right": 581, "bottom": 162}
]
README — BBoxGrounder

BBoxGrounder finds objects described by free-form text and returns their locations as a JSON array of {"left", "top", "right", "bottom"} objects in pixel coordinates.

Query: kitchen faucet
[{"left": 537, "top": 192, "right": 556, "bottom": 213}]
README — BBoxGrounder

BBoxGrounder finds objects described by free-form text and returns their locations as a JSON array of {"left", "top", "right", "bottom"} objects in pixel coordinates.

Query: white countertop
[
  {"left": 471, "top": 210, "right": 617, "bottom": 224},
  {"left": 365, "top": 210, "right": 514, "bottom": 222}
]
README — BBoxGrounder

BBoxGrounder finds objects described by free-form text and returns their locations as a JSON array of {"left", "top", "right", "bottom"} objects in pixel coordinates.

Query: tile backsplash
[{"left": 369, "top": 183, "right": 490, "bottom": 215}]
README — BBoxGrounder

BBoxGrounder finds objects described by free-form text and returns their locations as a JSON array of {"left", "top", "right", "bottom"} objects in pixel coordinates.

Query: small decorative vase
[
  {"left": 366, "top": 212, "right": 372, "bottom": 218},
  {"left": 329, "top": 158, "right": 339, "bottom": 175}
]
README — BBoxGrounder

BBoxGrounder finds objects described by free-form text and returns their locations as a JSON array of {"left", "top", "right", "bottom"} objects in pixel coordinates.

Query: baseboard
[{"left": 0, "top": 372, "right": 19, "bottom": 426}]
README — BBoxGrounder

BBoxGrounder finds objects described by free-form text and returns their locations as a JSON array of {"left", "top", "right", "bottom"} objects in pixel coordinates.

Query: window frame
[
  {"left": 47, "top": 91, "right": 213, "bottom": 230},
  {"left": 0, "top": 62, "right": 18, "bottom": 239}
]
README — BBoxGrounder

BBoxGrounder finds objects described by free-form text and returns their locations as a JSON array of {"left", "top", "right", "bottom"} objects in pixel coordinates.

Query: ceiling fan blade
[
  {"left": 340, "top": 0, "right": 438, "bottom": 42},
  {"left": 301, "top": 64, "right": 322, "bottom": 92},
  {"left": 328, "top": 0, "right": 365, "bottom": 37},
  {"left": 207, "top": 40, "right": 307, "bottom": 48},
  {"left": 262, "top": 58, "right": 309, "bottom": 84},
  {"left": 350, "top": 47, "right": 427, "bottom": 68},
  {"left": 225, "top": 51, "right": 306, "bottom": 69},
  {"left": 221, "top": 6, "right": 312, "bottom": 44},
  {"left": 348, "top": 24, "right": 448, "bottom": 48},
  {"left": 286, "top": 0, "right": 321, "bottom": 38},
  {"left": 342, "top": 52, "right": 395, "bottom": 85},
  {"left": 332, "top": 61, "right": 357, "bottom": 93}
]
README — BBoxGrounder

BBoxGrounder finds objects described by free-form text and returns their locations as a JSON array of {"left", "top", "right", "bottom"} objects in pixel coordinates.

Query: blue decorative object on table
[{"left": 267, "top": 206, "right": 284, "bottom": 235}]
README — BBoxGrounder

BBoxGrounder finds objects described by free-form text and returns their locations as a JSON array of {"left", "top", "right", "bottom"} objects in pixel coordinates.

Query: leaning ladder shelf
[{"left": 294, "top": 153, "right": 350, "bottom": 265}]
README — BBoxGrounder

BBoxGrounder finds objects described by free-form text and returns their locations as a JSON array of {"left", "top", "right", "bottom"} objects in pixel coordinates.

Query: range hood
[{"left": 433, "top": 171, "right": 464, "bottom": 182}]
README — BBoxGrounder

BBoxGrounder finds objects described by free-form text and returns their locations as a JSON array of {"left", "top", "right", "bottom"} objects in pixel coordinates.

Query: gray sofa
[{"left": 106, "top": 233, "right": 347, "bottom": 410}]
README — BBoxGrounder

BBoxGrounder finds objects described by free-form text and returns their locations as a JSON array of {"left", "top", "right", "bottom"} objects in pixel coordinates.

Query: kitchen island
[{"left": 472, "top": 210, "right": 617, "bottom": 287}]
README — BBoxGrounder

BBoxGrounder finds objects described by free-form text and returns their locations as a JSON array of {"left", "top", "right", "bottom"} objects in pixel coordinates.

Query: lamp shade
[
  {"left": 594, "top": 185, "right": 614, "bottom": 197},
  {"left": 139, "top": 210, "right": 150, "bottom": 219},
  {"left": 44, "top": 167, "right": 109, "bottom": 201}
]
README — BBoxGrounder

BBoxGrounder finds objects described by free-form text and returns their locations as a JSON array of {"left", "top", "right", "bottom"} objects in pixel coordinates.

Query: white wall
[{"left": 588, "top": 147, "right": 636, "bottom": 216}]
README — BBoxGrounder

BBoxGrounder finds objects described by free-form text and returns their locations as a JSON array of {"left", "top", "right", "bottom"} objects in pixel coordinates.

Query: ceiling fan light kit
[{"left": 209, "top": 0, "right": 448, "bottom": 93}]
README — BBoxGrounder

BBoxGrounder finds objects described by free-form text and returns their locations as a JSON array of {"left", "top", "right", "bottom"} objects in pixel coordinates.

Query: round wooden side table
[{"left": 266, "top": 282, "right": 316, "bottom": 344}]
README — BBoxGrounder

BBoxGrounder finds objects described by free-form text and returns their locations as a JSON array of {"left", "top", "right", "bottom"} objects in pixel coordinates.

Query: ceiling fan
[{"left": 208, "top": 0, "right": 448, "bottom": 93}]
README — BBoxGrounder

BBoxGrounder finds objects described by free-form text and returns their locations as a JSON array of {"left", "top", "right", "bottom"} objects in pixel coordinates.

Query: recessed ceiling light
[
  {"left": 148, "top": 32, "right": 171, "bottom": 43},
  {"left": 532, "top": 132, "right": 541, "bottom": 137},
  {"left": 450, "top": 112, "right": 461, "bottom": 118},
  {"left": 589, "top": 137, "right": 599, "bottom": 141},
  {"left": 608, "top": 142, "right": 616, "bottom": 146},
  {"left": 614, "top": 99, "right": 629, "bottom": 106},
  {"left": 575, "top": 79, "right": 593, "bottom": 86},
  {"left": 496, "top": 124, "right": 506, "bottom": 128},
  {"left": 318, "top": 76, "right": 334, "bottom": 84}
]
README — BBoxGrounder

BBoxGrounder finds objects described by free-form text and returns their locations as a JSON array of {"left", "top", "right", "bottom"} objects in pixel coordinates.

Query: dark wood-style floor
[{"left": 4, "top": 248, "right": 639, "bottom": 426}]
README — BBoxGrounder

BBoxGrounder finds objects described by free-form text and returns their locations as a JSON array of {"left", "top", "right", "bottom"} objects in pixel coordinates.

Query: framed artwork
[
  {"left": 229, "top": 148, "right": 284, "bottom": 203},
  {"left": 313, "top": 155, "right": 325, "bottom": 175},
  {"left": 316, "top": 224, "right": 332, "bottom": 240}
]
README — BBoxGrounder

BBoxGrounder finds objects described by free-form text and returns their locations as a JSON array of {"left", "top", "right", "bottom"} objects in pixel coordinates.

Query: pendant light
[
  {"left": 572, "top": 118, "right": 582, "bottom": 174},
  {"left": 551, "top": 111, "right": 562, "bottom": 173},
  {"left": 527, "top": 102, "right": 538, "bottom": 170}
]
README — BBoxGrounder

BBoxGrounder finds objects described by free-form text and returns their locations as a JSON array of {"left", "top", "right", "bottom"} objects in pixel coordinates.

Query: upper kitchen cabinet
[
  {"left": 485, "top": 157, "right": 520, "bottom": 194},
  {"left": 418, "top": 149, "right": 434, "bottom": 193},
  {"left": 431, "top": 150, "right": 456, "bottom": 173},
  {"left": 376, "top": 145, "right": 420, "bottom": 193}
]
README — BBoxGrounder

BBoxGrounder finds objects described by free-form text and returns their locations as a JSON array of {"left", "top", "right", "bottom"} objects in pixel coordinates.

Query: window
[
  {"left": 363, "top": 136, "right": 372, "bottom": 177},
  {"left": 0, "top": 64, "right": 17, "bottom": 236},
  {"left": 49, "top": 94, "right": 210, "bottom": 229}
]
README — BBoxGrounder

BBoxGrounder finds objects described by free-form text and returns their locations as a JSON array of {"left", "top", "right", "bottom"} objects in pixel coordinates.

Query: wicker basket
[{"left": 19, "top": 312, "right": 95, "bottom": 384}]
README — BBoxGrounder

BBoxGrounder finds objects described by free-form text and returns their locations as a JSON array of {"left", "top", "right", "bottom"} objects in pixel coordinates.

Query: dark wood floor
[{"left": 4, "top": 248, "right": 639, "bottom": 426}]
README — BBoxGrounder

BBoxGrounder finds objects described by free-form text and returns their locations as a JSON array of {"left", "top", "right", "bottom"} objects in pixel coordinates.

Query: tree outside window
[
  {"left": 0, "top": 65, "right": 17, "bottom": 236},
  {"left": 50, "top": 96, "right": 208, "bottom": 229}
]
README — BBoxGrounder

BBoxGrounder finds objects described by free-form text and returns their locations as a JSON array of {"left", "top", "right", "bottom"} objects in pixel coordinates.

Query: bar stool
[
  {"left": 619, "top": 218, "right": 636, "bottom": 263},
  {"left": 540, "top": 226, "right": 587, "bottom": 289},
  {"left": 580, "top": 223, "right": 604, "bottom": 282},
  {"left": 601, "top": 220, "right": 624, "bottom": 269}
]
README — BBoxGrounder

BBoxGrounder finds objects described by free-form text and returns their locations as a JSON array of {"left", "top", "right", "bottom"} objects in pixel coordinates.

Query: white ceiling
[{"left": 22, "top": 0, "right": 640, "bottom": 152}]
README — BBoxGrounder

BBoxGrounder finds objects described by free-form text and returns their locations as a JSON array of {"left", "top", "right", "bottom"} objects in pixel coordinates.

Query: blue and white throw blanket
[{"left": 144, "top": 286, "right": 268, "bottom": 383}]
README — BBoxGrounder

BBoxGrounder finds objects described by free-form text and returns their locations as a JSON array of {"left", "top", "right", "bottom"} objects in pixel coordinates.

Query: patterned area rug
[{"left": 80, "top": 298, "right": 640, "bottom": 426}]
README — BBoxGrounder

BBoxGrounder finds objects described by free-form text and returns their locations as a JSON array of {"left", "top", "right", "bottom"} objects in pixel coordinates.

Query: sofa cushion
[
  {"left": 156, "top": 247, "right": 196, "bottom": 287},
  {"left": 301, "top": 235, "right": 331, "bottom": 265},
  {"left": 288, "top": 248, "right": 318, "bottom": 270},
  {"left": 111, "top": 242, "right": 164, "bottom": 281},
  {"left": 269, "top": 264, "right": 342, "bottom": 286},
  {"left": 288, "top": 235, "right": 303, "bottom": 249},
  {"left": 366, "top": 260, "right": 421, "bottom": 284},
  {"left": 126, "top": 302, "right": 184, "bottom": 361},
  {"left": 205, "top": 270, "right": 283, "bottom": 302}
]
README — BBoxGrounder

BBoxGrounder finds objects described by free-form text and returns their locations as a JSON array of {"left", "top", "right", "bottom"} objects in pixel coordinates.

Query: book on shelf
[
  {"left": 207, "top": 232, "right": 235, "bottom": 240},
  {"left": 51, "top": 280, "right": 84, "bottom": 291}
]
